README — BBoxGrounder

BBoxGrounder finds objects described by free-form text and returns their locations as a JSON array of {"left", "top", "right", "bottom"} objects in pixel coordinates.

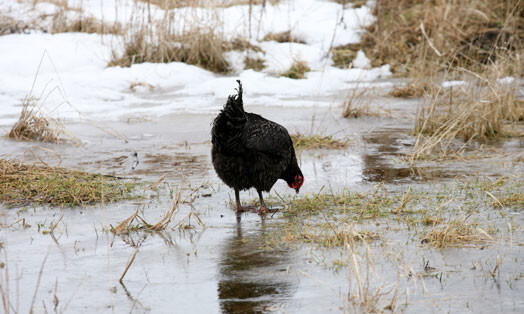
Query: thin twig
[{"left": 120, "top": 249, "right": 139, "bottom": 283}]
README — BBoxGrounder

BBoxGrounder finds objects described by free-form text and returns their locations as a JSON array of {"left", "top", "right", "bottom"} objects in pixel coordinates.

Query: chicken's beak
[{"left": 295, "top": 187, "right": 300, "bottom": 194}]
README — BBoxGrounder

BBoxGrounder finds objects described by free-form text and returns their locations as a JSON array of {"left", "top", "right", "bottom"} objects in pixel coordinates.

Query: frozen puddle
[{"left": 1, "top": 104, "right": 524, "bottom": 313}]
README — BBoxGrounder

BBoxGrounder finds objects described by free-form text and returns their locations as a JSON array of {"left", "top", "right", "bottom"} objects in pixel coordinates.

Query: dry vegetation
[
  {"left": 292, "top": 224, "right": 378, "bottom": 248},
  {"left": 51, "top": 11, "right": 122, "bottom": 35},
  {"left": 350, "top": 0, "right": 524, "bottom": 161},
  {"left": 111, "top": 194, "right": 180, "bottom": 235},
  {"left": 331, "top": 0, "right": 366, "bottom": 8},
  {"left": 139, "top": 0, "right": 279, "bottom": 10},
  {"left": 0, "top": 14, "right": 39, "bottom": 35},
  {"left": 281, "top": 60, "right": 311, "bottom": 79},
  {"left": 422, "top": 216, "right": 494, "bottom": 248},
  {"left": 263, "top": 30, "right": 305, "bottom": 43},
  {"left": 411, "top": 77, "right": 524, "bottom": 161},
  {"left": 342, "top": 89, "right": 393, "bottom": 118},
  {"left": 109, "top": 26, "right": 232, "bottom": 73},
  {"left": 28, "top": 0, "right": 122, "bottom": 34},
  {"left": 110, "top": 191, "right": 205, "bottom": 235},
  {"left": 8, "top": 98, "right": 63, "bottom": 143},
  {"left": 291, "top": 133, "right": 349, "bottom": 150},
  {"left": 262, "top": 176, "right": 523, "bottom": 250},
  {"left": 108, "top": 1, "right": 268, "bottom": 72},
  {"left": 331, "top": 44, "right": 358, "bottom": 68},
  {"left": 243, "top": 56, "right": 266, "bottom": 71},
  {"left": 388, "top": 81, "right": 433, "bottom": 98},
  {"left": 0, "top": 159, "right": 136, "bottom": 207},
  {"left": 354, "top": 0, "right": 523, "bottom": 75}
]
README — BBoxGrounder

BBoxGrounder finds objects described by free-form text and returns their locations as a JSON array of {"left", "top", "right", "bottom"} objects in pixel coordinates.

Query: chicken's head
[{"left": 288, "top": 174, "right": 304, "bottom": 194}]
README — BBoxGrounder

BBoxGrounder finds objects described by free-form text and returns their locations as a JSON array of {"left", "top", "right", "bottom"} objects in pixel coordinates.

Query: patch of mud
[
  {"left": 135, "top": 152, "right": 208, "bottom": 178},
  {"left": 361, "top": 128, "right": 463, "bottom": 182},
  {"left": 362, "top": 159, "right": 460, "bottom": 183},
  {"left": 79, "top": 152, "right": 209, "bottom": 179}
]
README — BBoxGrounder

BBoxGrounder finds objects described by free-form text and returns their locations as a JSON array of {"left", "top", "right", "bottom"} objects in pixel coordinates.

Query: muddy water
[{"left": 1, "top": 97, "right": 524, "bottom": 313}]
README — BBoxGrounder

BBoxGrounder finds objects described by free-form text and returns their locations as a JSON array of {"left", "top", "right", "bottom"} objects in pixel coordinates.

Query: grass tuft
[
  {"left": 411, "top": 75, "right": 524, "bottom": 161},
  {"left": 0, "top": 159, "right": 137, "bottom": 207},
  {"left": 300, "top": 225, "right": 378, "bottom": 248},
  {"left": 422, "top": 216, "right": 494, "bottom": 248},
  {"left": 109, "top": 28, "right": 231, "bottom": 73},
  {"left": 281, "top": 60, "right": 310, "bottom": 79},
  {"left": 51, "top": 11, "right": 122, "bottom": 34},
  {"left": 331, "top": 44, "right": 358, "bottom": 68},
  {"left": 139, "top": 0, "right": 280, "bottom": 9},
  {"left": 356, "top": 0, "right": 524, "bottom": 74},
  {"left": 263, "top": 30, "right": 305, "bottom": 43},
  {"left": 244, "top": 56, "right": 266, "bottom": 71},
  {"left": 389, "top": 81, "right": 433, "bottom": 98},
  {"left": 343, "top": 89, "right": 392, "bottom": 118},
  {"left": 111, "top": 194, "right": 181, "bottom": 235},
  {"left": 8, "top": 98, "right": 62, "bottom": 143},
  {"left": 291, "top": 133, "right": 349, "bottom": 150}
]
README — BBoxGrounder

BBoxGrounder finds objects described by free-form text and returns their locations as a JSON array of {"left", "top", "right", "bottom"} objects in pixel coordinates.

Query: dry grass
[
  {"left": 389, "top": 81, "right": 434, "bottom": 98},
  {"left": 345, "top": 244, "right": 402, "bottom": 312},
  {"left": 421, "top": 215, "right": 494, "bottom": 248},
  {"left": 342, "top": 89, "right": 393, "bottom": 118},
  {"left": 8, "top": 98, "right": 63, "bottom": 143},
  {"left": 281, "top": 60, "right": 311, "bottom": 79},
  {"left": 0, "top": 14, "right": 38, "bottom": 35},
  {"left": 51, "top": 11, "right": 122, "bottom": 35},
  {"left": 331, "top": 44, "right": 358, "bottom": 68},
  {"left": 229, "top": 38, "right": 263, "bottom": 52},
  {"left": 109, "top": 1, "right": 268, "bottom": 72},
  {"left": 411, "top": 74, "right": 524, "bottom": 161},
  {"left": 243, "top": 56, "right": 266, "bottom": 71},
  {"left": 110, "top": 191, "right": 205, "bottom": 235},
  {"left": 139, "top": 0, "right": 279, "bottom": 9},
  {"left": 291, "top": 133, "right": 349, "bottom": 150},
  {"left": 492, "top": 192, "right": 524, "bottom": 208},
  {"left": 263, "top": 30, "right": 305, "bottom": 44},
  {"left": 282, "top": 187, "right": 399, "bottom": 219},
  {"left": 29, "top": 0, "right": 121, "bottom": 34},
  {"left": 0, "top": 159, "right": 136, "bottom": 207},
  {"left": 357, "top": 0, "right": 524, "bottom": 75},
  {"left": 111, "top": 194, "right": 181, "bottom": 235},
  {"left": 331, "top": 0, "right": 367, "bottom": 8},
  {"left": 109, "top": 27, "right": 231, "bottom": 73},
  {"left": 299, "top": 225, "right": 378, "bottom": 248}
]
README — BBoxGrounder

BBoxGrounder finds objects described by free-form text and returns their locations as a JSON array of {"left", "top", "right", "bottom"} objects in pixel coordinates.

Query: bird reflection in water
[{"left": 217, "top": 215, "right": 296, "bottom": 313}]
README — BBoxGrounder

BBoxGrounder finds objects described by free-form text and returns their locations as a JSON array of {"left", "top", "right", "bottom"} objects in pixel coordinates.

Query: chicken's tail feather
[
  {"left": 211, "top": 80, "right": 246, "bottom": 154},
  {"left": 224, "top": 80, "right": 244, "bottom": 118}
]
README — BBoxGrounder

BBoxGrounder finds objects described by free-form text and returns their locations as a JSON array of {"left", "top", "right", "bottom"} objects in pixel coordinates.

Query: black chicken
[{"left": 211, "top": 80, "right": 304, "bottom": 214}]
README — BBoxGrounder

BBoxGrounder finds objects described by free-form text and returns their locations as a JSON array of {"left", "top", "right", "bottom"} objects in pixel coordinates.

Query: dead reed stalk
[
  {"left": 410, "top": 66, "right": 524, "bottom": 162},
  {"left": 358, "top": 0, "right": 524, "bottom": 75},
  {"left": 108, "top": 2, "right": 236, "bottom": 73},
  {"left": 422, "top": 215, "right": 494, "bottom": 248},
  {"left": 8, "top": 97, "right": 62, "bottom": 143},
  {"left": 111, "top": 192, "right": 181, "bottom": 235}
]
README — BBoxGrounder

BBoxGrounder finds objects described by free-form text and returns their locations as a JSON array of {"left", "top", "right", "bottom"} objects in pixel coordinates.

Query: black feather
[{"left": 211, "top": 80, "right": 303, "bottom": 193}]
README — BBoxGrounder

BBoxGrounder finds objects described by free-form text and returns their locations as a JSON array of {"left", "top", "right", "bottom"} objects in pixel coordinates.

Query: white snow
[
  {"left": 0, "top": 0, "right": 391, "bottom": 125},
  {"left": 441, "top": 80, "right": 466, "bottom": 88},
  {"left": 352, "top": 50, "right": 371, "bottom": 69}
]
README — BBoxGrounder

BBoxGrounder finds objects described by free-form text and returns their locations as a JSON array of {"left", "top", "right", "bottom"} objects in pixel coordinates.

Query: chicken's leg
[
  {"left": 257, "top": 190, "right": 278, "bottom": 215},
  {"left": 235, "top": 188, "right": 256, "bottom": 213}
]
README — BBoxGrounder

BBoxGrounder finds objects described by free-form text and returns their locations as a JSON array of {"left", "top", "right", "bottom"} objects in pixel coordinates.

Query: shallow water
[{"left": 1, "top": 90, "right": 524, "bottom": 313}]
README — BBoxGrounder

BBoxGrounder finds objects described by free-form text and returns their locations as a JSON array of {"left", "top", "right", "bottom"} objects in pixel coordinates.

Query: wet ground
[{"left": 1, "top": 88, "right": 524, "bottom": 313}]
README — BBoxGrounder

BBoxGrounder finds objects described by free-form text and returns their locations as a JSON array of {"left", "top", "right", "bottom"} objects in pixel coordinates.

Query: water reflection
[
  {"left": 218, "top": 216, "right": 296, "bottom": 313},
  {"left": 362, "top": 129, "right": 458, "bottom": 182}
]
